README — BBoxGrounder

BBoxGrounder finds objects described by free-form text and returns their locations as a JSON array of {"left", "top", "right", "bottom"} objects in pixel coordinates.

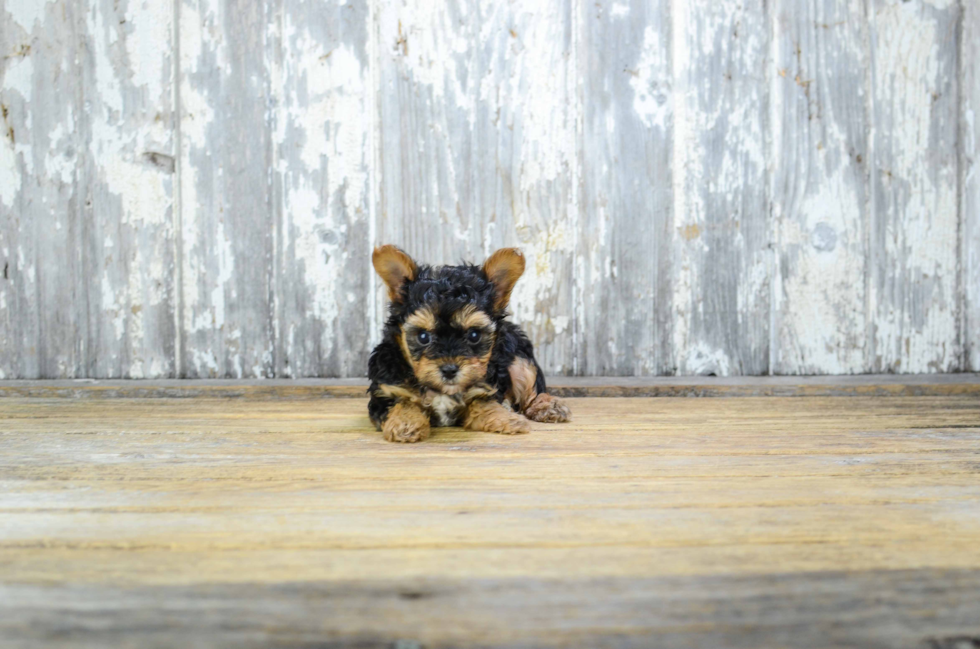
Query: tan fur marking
[
  {"left": 414, "top": 357, "right": 446, "bottom": 392},
  {"left": 464, "top": 399, "right": 530, "bottom": 435},
  {"left": 372, "top": 245, "right": 417, "bottom": 302},
  {"left": 463, "top": 382, "right": 498, "bottom": 403},
  {"left": 506, "top": 357, "right": 538, "bottom": 411},
  {"left": 524, "top": 392, "right": 572, "bottom": 423},
  {"left": 374, "top": 384, "right": 421, "bottom": 405},
  {"left": 454, "top": 351, "right": 491, "bottom": 393},
  {"left": 382, "top": 400, "right": 430, "bottom": 443},
  {"left": 482, "top": 248, "right": 525, "bottom": 311},
  {"left": 405, "top": 307, "right": 436, "bottom": 331},
  {"left": 414, "top": 352, "right": 492, "bottom": 395},
  {"left": 452, "top": 305, "right": 494, "bottom": 331}
]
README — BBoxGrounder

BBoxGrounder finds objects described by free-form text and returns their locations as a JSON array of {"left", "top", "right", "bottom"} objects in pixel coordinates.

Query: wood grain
[
  {"left": 2, "top": 395, "right": 980, "bottom": 646},
  {"left": 578, "top": 0, "right": 672, "bottom": 376},
  {"left": 2, "top": 374, "right": 980, "bottom": 399},
  {"left": 670, "top": 0, "right": 770, "bottom": 376},
  {"left": 1, "top": 0, "right": 176, "bottom": 380},
  {"left": 770, "top": 0, "right": 871, "bottom": 374},
  {"left": 2, "top": 571, "right": 979, "bottom": 649},
  {"left": 178, "top": 0, "right": 276, "bottom": 378},
  {"left": 274, "top": 0, "right": 373, "bottom": 378},
  {"left": 870, "top": 0, "right": 961, "bottom": 373},
  {"left": 81, "top": 0, "right": 177, "bottom": 379},
  {"left": 0, "top": 0, "right": 85, "bottom": 378},
  {"left": 964, "top": 1, "right": 980, "bottom": 373}
]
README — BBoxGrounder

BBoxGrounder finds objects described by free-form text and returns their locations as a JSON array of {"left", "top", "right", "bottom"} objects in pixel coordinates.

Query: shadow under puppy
[{"left": 368, "top": 245, "right": 571, "bottom": 443}]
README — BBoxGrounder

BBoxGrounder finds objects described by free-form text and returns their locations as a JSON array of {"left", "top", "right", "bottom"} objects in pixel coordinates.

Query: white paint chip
[{"left": 6, "top": 0, "right": 52, "bottom": 32}]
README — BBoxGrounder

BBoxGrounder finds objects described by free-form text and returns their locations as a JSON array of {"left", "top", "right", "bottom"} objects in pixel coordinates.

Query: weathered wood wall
[{"left": 1, "top": 0, "right": 976, "bottom": 378}]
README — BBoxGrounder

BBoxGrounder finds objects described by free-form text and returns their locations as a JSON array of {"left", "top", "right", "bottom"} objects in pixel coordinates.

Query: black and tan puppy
[{"left": 368, "top": 245, "right": 571, "bottom": 443}]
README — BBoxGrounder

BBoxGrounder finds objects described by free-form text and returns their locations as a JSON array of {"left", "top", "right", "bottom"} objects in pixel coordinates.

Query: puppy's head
[{"left": 372, "top": 245, "right": 525, "bottom": 395}]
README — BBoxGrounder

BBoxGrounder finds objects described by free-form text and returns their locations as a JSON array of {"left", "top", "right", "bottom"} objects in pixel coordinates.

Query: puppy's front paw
[
  {"left": 464, "top": 399, "right": 531, "bottom": 435},
  {"left": 487, "top": 414, "right": 530, "bottom": 435},
  {"left": 525, "top": 393, "right": 571, "bottom": 423},
  {"left": 382, "top": 403, "right": 431, "bottom": 443}
]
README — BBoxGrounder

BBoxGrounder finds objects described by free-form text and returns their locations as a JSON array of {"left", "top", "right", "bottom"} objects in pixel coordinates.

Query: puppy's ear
[
  {"left": 373, "top": 245, "right": 418, "bottom": 302},
  {"left": 482, "top": 248, "right": 525, "bottom": 311}
]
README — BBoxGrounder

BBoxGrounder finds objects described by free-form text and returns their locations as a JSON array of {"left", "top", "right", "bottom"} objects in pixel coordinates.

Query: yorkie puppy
[{"left": 368, "top": 245, "right": 571, "bottom": 443}]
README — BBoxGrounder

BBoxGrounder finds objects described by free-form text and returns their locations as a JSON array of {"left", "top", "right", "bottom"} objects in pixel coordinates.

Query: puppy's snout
[{"left": 440, "top": 363, "right": 459, "bottom": 380}]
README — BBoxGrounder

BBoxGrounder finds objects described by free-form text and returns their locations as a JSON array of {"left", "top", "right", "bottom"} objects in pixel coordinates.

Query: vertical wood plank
[
  {"left": 770, "top": 0, "right": 871, "bottom": 374},
  {"left": 870, "top": 0, "right": 960, "bottom": 373},
  {"left": 671, "top": 0, "right": 770, "bottom": 376},
  {"left": 79, "top": 0, "right": 177, "bottom": 378},
  {"left": 375, "top": 0, "right": 577, "bottom": 375},
  {"left": 964, "top": 1, "right": 980, "bottom": 372},
  {"left": 578, "top": 0, "right": 672, "bottom": 376},
  {"left": 0, "top": 1, "right": 84, "bottom": 378},
  {"left": 275, "top": 0, "right": 372, "bottom": 378},
  {"left": 374, "top": 1, "right": 477, "bottom": 265},
  {"left": 179, "top": 0, "right": 276, "bottom": 378}
]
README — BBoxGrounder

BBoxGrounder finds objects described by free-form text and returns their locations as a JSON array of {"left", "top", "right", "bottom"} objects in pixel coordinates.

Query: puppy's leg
[
  {"left": 368, "top": 393, "right": 394, "bottom": 431},
  {"left": 507, "top": 357, "right": 571, "bottom": 423},
  {"left": 382, "top": 400, "right": 431, "bottom": 443},
  {"left": 370, "top": 384, "right": 431, "bottom": 443},
  {"left": 464, "top": 399, "right": 530, "bottom": 435},
  {"left": 524, "top": 393, "right": 572, "bottom": 423}
]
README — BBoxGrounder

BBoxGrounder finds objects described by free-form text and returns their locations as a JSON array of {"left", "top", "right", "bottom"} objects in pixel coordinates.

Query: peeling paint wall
[
  {"left": 963, "top": 0, "right": 979, "bottom": 373},
  {"left": 0, "top": 0, "right": 975, "bottom": 378}
]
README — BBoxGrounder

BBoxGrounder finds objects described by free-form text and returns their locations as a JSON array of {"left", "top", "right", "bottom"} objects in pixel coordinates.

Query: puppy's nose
[{"left": 440, "top": 363, "right": 459, "bottom": 380}]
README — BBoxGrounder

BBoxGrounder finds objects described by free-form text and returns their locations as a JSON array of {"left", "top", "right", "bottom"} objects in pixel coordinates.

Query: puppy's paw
[
  {"left": 486, "top": 414, "right": 531, "bottom": 435},
  {"left": 464, "top": 400, "right": 531, "bottom": 435},
  {"left": 382, "top": 403, "right": 431, "bottom": 443},
  {"left": 383, "top": 417, "right": 430, "bottom": 443},
  {"left": 525, "top": 393, "right": 571, "bottom": 423}
]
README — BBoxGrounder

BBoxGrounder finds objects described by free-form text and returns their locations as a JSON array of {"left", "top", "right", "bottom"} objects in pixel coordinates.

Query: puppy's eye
[
  {"left": 467, "top": 329, "right": 481, "bottom": 343},
  {"left": 417, "top": 331, "right": 431, "bottom": 345}
]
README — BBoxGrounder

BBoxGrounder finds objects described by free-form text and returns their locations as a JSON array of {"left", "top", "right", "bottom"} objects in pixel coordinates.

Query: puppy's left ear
[
  {"left": 482, "top": 248, "right": 525, "bottom": 311},
  {"left": 373, "top": 245, "right": 418, "bottom": 302}
]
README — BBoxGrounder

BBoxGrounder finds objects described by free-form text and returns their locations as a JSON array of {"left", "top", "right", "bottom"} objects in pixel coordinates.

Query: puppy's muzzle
[{"left": 440, "top": 363, "right": 459, "bottom": 381}]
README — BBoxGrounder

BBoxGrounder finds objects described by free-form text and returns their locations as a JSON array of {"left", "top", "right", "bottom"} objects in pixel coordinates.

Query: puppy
[{"left": 367, "top": 245, "right": 571, "bottom": 443}]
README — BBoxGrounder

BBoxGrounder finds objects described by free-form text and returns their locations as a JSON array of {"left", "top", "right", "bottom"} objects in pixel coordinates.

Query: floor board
[{"left": 2, "top": 396, "right": 979, "bottom": 647}]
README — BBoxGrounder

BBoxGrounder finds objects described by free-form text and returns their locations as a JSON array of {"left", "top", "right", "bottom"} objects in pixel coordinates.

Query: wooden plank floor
[{"left": 2, "top": 395, "right": 980, "bottom": 648}]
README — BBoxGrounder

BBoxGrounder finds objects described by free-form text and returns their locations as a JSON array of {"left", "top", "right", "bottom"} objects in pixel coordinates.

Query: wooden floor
[{"left": 2, "top": 393, "right": 980, "bottom": 648}]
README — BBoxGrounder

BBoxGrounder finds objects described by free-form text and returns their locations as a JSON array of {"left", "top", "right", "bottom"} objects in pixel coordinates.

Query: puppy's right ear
[{"left": 372, "top": 245, "right": 418, "bottom": 302}]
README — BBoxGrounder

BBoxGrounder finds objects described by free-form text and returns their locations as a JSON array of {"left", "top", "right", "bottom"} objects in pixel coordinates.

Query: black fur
[{"left": 367, "top": 262, "right": 546, "bottom": 429}]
